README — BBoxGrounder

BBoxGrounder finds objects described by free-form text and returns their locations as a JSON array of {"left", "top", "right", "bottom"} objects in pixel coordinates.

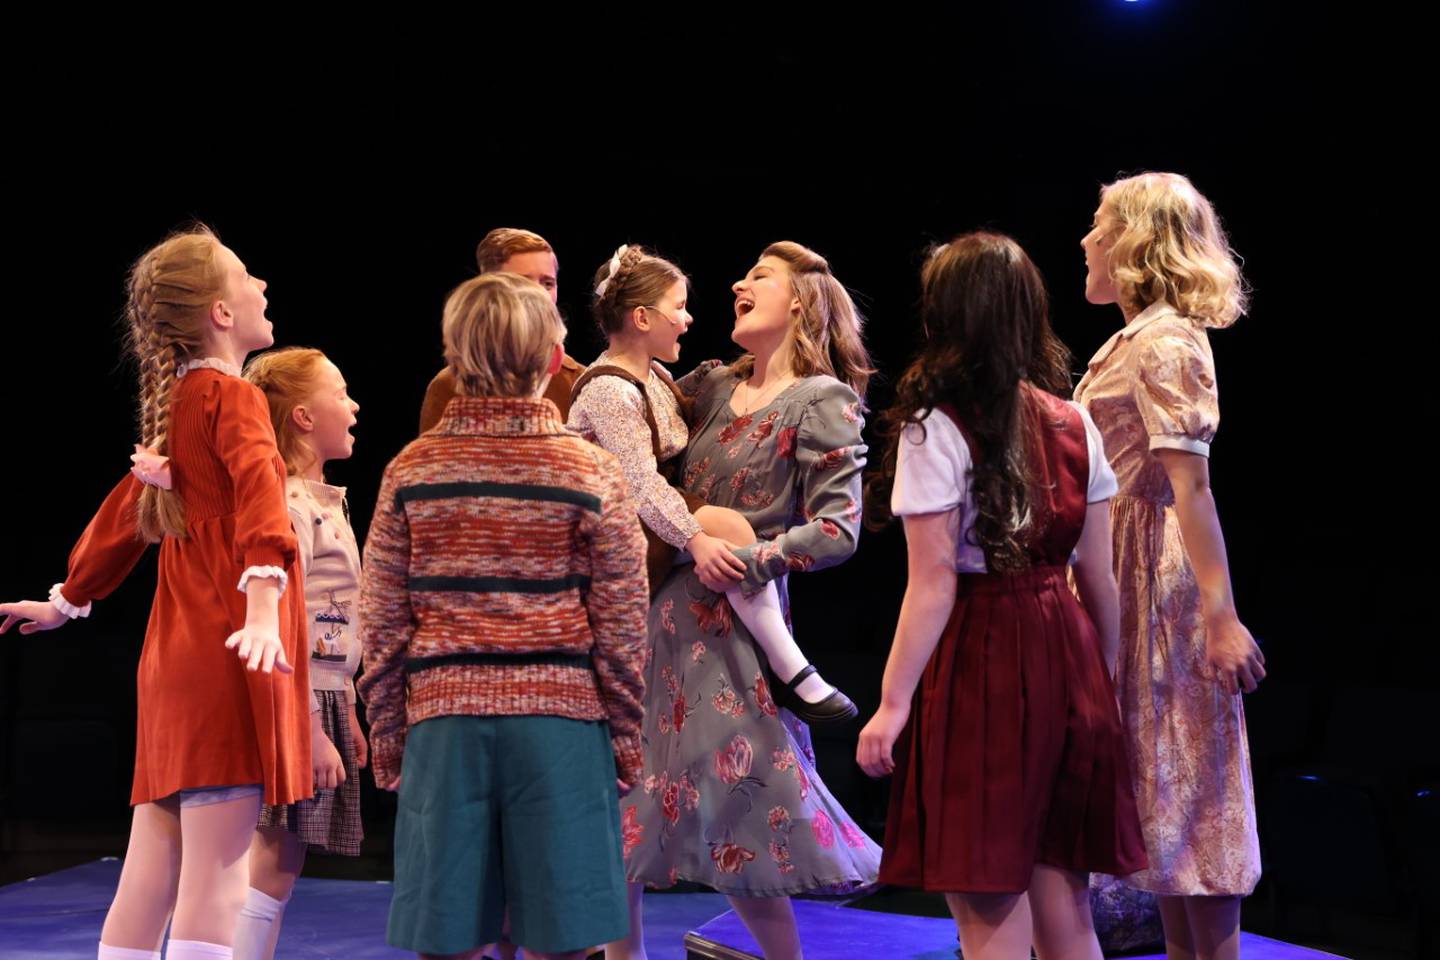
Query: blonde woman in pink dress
[{"left": 1075, "top": 172, "right": 1266, "bottom": 960}]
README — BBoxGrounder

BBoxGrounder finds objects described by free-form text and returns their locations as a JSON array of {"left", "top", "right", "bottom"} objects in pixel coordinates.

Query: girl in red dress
[
  {"left": 858, "top": 233, "right": 1146, "bottom": 960},
  {"left": 0, "top": 227, "right": 312, "bottom": 960}
]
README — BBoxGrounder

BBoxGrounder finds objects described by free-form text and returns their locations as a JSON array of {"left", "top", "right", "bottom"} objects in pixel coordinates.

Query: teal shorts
[{"left": 387, "top": 714, "right": 628, "bottom": 955}]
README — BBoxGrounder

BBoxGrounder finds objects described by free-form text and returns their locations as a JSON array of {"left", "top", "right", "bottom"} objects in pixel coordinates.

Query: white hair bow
[{"left": 594, "top": 244, "right": 630, "bottom": 298}]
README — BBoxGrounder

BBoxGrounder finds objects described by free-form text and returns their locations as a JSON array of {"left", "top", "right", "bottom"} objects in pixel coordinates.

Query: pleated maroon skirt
[{"left": 879, "top": 565, "right": 1147, "bottom": 893}]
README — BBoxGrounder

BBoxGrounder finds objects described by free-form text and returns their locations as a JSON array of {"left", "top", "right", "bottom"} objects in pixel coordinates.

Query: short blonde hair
[
  {"left": 476, "top": 227, "right": 554, "bottom": 273},
  {"left": 443, "top": 273, "right": 565, "bottom": 398},
  {"left": 1101, "top": 172, "right": 1248, "bottom": 328}
]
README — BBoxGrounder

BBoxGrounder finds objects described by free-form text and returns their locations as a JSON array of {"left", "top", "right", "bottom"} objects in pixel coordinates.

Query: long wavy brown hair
[
  {"left": 731, "top": 241, "right": 874, "bottom": 403},
  {"left": 865, "top": 232, "right": 1072, "bottom": 572}
]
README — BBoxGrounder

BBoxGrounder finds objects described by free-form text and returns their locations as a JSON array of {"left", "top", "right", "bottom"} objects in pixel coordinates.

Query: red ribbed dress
[{"left": 57, "top": 367, "right": 312, "bottom": 806}]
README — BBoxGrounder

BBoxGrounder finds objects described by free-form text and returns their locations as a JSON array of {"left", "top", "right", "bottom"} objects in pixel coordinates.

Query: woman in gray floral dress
[{"left": 618, "top": 243, "right": 881, "bottom": 960}]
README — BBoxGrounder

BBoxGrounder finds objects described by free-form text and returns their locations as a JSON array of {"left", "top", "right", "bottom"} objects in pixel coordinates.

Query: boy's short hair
[
  {"left": 476, "top": 228, "right": 554, "bottom": 273},
  {"left": 443, "top": 273, "right": 565, "bottom": 398}
]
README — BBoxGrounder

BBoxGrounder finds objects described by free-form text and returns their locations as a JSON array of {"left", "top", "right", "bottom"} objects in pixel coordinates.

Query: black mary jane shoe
[{"left": 774, "top": 664, "right": 859, "bottom": 724}]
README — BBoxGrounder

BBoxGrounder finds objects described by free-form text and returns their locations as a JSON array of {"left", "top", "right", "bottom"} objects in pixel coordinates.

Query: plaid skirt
[{"left": 257, "top": 688, "right": 363, "bottom": 856}]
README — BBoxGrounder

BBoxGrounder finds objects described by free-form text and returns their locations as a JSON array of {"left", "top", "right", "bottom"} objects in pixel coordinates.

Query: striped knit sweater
[{"left": 357, "top": 396, "right": 650, "bottom": 787}]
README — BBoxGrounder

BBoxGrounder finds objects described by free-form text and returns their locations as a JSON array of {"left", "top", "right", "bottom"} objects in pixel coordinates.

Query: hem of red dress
[
  {"left": 879, "top": 857, "right": 1152, "bottom": 895},
  {"left": 130, "top": 780, "right": 313, "bottom": 809},
  {"left": 878, "top": 872, "right": 1029, "bottom": 895}
]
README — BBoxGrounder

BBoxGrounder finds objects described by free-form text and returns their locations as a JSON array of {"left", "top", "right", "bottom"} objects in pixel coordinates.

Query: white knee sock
[
  {"left": 165, "top": 940, "right": 233, "bottom": 960},
  {"left": 726, "top": 584, "right": 835, "bottom": 702},
  {"left": 97, "top": 946, "right": 161, "bottom": 960},
  {"left": 231, "top": 887, "right": 289, "bottom": 960}
]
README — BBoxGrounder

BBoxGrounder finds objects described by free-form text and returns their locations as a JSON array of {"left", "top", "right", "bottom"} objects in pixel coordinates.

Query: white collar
[
  {"left": 1081, "top": 301, "right": 1181, "bottom": 378},
  {"left": 177, "top": 356, "right": 243, "bottom": 378}
]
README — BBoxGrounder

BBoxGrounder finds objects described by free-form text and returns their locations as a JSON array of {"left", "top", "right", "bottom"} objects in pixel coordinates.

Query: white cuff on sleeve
[
  {"left": 236, "top": 565, "right": 289, "bottom": 596},
  {"left": 48, "top": 583, "right": 91, "bottom": 619},
  {"left": 1149, "top": 435, "right": 1211, "bottom": 457}
]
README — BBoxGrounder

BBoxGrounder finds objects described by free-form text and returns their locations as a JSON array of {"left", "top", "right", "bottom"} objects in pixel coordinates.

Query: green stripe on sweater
[{"left": 396, "top": 481, "right": 601, "bottom": 513}]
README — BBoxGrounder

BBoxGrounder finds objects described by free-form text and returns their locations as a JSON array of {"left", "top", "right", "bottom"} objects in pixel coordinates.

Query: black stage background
[{"left": 1, "top": 7, "right": 1431, "bottom": 956}]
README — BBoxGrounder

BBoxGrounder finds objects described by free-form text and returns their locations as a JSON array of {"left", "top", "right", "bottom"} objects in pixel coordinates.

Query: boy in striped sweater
[{"left": 358, "top": 272, "right": 649, "bottom": 960}]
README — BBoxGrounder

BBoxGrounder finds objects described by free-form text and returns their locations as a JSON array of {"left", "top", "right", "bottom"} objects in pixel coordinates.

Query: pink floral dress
[{"left": 1074, "top": 301, "right": 1261, "bottom": 896}]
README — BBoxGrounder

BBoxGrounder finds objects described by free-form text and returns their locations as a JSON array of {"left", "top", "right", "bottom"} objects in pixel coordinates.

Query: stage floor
[
  {"left": 0, "top": 860, "right": 1345, "bottom": 959},
  {"left": 686, "top": 898, "right": 1348, "bottom": 959}
]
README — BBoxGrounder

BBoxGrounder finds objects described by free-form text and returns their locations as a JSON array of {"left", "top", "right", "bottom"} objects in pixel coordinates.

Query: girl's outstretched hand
[{"left": 0, "top": 600, "right": 69, "bottom": 635}]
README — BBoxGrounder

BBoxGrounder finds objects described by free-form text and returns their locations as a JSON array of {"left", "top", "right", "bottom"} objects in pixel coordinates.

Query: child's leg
[
  {"left": 99, "top": 799, "right": 182, "bottom": 954},
  {"left": 604, "top": 881, "right": 648, "bottom": 960},
  {"left": 1027, "top": 864, "right": 1102, "bottom": 960},
  {"left": 169, "top": 791, "right": 263, "bottom": 950},
  {"left": 943, "top": 890, "right": 1033, "bottom": 960},
  {"left": 694, "top": 505, "right": 838, "bottom": 704},
  {"left": 725, "top": 584, "right": 836, "bottom": 704},
  {"left": 232, "top": 825, "right": 307, "bottom": 960}
]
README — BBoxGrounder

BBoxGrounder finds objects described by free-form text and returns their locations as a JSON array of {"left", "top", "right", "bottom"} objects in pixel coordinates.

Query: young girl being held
[{"left": 569, "top": 245, "right": 855, "bottom": 723}]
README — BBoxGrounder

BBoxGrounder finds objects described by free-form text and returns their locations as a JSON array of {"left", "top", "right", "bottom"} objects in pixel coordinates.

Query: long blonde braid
[{"left": 125, "top": 228, "right": 224, "bottom": 541}]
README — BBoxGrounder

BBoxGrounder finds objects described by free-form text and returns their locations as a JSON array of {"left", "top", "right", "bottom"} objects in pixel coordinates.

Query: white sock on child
[
  {"left": 97, "top": 945, "right": 160, "bottom": 960},
  {"left": 232, "top": 887, "right": 289, "bottom": 960},
  {"left": 726, "top": 585, "right": 834, "bottom": 702}
]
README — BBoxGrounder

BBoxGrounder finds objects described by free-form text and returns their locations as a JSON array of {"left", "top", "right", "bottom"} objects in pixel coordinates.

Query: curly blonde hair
[{"left": 1101, "top": 172, "right": 1248, "bottom": 328}]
